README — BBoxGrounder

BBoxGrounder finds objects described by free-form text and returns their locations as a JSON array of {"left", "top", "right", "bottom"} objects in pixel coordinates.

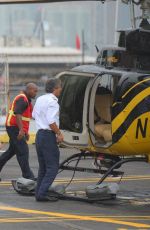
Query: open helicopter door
[
  {"left": 88, "top": 73, "right": 114, "bottom": 147},
  {"left": 57, "top": 71, "right": 93, "bottom": 148}
]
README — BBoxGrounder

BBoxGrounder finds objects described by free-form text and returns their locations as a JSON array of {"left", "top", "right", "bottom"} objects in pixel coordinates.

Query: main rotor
[
  {"left": 99, "top": 0, "right": 150, "bottom": 29},
  {"left": 121, "top": 0, "right": 150, "bottom": 21}
]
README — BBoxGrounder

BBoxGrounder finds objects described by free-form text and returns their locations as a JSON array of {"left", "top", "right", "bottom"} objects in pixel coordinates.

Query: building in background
[{"left": 0, "top": 1, "right": 142, "bottom": 56}]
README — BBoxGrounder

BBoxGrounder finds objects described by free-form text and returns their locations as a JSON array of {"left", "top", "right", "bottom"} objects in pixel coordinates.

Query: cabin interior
[
  {"left": 94, "top": 90, "right": 113, "bottom": 146},
  {"left": 59, "top": 73, "right": 120, "bottom": 147}
]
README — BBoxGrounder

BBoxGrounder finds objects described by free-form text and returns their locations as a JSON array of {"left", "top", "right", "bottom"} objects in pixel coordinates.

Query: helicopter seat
[
  {"left": 94, "top": 94, "right": 112, "bottom": 123},
  {"left": 94, "top": 94, "right": 112, "bottom": 142},
  {"left": 94, "top": 123, "right": 112, "bottom": 142}
]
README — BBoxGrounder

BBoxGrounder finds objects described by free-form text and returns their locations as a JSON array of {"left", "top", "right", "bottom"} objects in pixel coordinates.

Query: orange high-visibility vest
[{"left": 6, "top": 93, "right": 32, "bottom": 134}]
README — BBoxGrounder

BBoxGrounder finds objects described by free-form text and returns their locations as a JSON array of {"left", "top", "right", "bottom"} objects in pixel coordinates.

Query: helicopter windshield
[
  {"left": 96, "top": 49, "right": 150, "bottom": 71},
  {"left": 59, "top": 74, "right": 91, "bottom": 133}
]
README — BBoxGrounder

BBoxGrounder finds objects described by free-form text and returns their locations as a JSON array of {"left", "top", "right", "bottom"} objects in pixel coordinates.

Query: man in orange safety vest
[{"left": 0, "top": 83, "right": 38, "bottom": 180}]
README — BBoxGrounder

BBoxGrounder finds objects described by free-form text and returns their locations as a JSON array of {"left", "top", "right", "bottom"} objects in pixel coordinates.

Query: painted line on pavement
[
  {"left": 1, "top": 175, "right": 150, "bottom": 187},
  {"left": 0, "top": 205, "right": 150, "bottom": 228}
]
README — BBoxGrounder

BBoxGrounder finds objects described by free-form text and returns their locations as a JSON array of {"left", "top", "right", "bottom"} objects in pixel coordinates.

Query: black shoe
[{"left": 36, "top": 195, "right": 58, "bottom": 202}]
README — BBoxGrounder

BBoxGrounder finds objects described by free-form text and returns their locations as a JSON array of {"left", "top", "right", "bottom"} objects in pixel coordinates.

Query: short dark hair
[{"left": 45, "top": 78, "right": 61, "bottom": 93}]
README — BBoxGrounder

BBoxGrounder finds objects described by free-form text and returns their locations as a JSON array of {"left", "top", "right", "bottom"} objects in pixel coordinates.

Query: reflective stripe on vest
[
  {"left": 6, "top": 93, "right": 30, "bottom": 126},
  {"left": 8, "top": 110, "right": 31, "bottom": 121}
]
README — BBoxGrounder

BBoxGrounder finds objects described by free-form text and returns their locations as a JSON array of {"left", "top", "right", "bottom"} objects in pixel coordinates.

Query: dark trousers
[
  {"left": 35, "top": 129, "right": 60, "bottom": 198},
  {"left": 0, "top": 126, "right": 34, "bottom": 179}
]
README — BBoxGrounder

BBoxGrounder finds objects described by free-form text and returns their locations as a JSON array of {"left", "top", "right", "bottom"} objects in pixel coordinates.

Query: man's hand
[
  {"left": 26, "top": 133, "right": 30, "bottom": 141},
  {"left": 17, "top": 129, "right": 25, "bottom": 140},
  {"left": 49, "top": 123, "right": 64, "bottom": 143},
  {"left": 16, "top": 114, "right": 25, "bottom": 140},
  {"left": 56, "top": 133, "right": 64, "bottom": 143}
]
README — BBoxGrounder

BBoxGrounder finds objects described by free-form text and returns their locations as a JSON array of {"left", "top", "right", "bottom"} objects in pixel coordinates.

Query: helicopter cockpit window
[
  {"left": 96, "top": 49, "right": 149, "bottom": 71},
  {"left": 96, "top": 48, "right": 150, "bottom": 72},
  {"left": 59, "top": 74, "right": 90, "bottom": 133},
  {"left": 96, "top": 50, "right": 128, "bottom": 67}
]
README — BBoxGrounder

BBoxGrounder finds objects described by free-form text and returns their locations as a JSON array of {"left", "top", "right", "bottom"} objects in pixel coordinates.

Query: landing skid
[
  {"left": 58, "top": 192, "right": 116, "bottom": 203},
  {"left": 59, "top": 151, "right": 124, "bottom": 177},
  {"left": 59, "top": 152, "right": 147, "bottom": 181},
  {"left": 12, "top": 179, "right": 35, "bottom": 196},
  {"left": 57, "top": 152, "right": 148, "bottom": 202},
  {"left": 96, "top": 156, "right": 147, "bottom": 185},
  {"left": 11, "top": 178, "right": 116, "bottom": 202},
  {"left": 11, "top": 152, "right": 148, "bottom": 203}
]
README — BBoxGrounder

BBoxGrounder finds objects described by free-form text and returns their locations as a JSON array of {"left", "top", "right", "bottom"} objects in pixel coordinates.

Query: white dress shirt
[{"left": 32, "top": 93, "right": 59, "bottom": 131}]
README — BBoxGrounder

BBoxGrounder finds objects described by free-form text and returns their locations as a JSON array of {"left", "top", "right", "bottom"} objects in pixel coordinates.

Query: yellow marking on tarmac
[
  {"left": 55, "top": 175, "right": 150, "bottom": 183},
  {"left": 1, "top": 175, "right": 150, "bottom": 187},
  {"left": 0, "top": 206, "right": 150, "bottom": 228},
  {"left": 0, "top": 182, "right": 12, "bottom": 186},
  {"left": 56, "top": 175, "right": 150, "bottom": 180},
  {"left": 89, "top": 216, "right": 150, "bottom": 218},
  {"left": 117, "top": 229, "right": 128, "bottom": 230},
  {"left": 0, "top": 216, "right": 76, "bottom": 223},
  {"left": 118, "top": 229, "right": 127, "bottom": 230},
  {"left": 0, "top": 217, "right": 149, "bottom": 225}
]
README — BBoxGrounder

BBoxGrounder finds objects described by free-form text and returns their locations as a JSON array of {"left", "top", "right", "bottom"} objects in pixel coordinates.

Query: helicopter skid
[
  {"left": 11, "top": 153, "right": 148, "bottom": 203},
  {"left": 97, "top": 156, "right": 147, "bottom": 185},
  {"left": 59, "top": 151, "right": 124, "bottom": 177},
  {"left": 11, "top": 179, "right": 117, "bottom": 202}
]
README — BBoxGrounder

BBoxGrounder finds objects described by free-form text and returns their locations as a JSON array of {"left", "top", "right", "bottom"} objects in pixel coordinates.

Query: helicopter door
[
  {"left": 58, "top": 72, "right": 92, "bottom": 147},
  {"left": 88, "top": 74, "right": 113, "bottom": 147}
]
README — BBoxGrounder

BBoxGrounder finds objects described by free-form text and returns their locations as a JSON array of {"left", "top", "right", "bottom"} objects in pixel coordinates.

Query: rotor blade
[{"left": 0, "top": 0, "right": 101, "bottom": 4}]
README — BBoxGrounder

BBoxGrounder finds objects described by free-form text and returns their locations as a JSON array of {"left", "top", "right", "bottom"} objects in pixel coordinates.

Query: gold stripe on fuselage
[
  {"left": 112, "top": 87, "right": 150, "bottom": 134},
  {"left": 122, "top": 78, "right": 150, "bottom": 99}
]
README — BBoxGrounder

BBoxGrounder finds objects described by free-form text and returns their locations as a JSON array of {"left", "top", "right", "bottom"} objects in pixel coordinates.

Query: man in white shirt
[{"left": 32, "top": 78, "right": 63, "bottom": 201}]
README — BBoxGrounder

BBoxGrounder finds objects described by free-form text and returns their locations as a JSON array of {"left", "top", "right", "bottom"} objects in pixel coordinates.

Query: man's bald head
[
  {"left": 25, "top": 83, "right": 38, "bottom": 99},
  {"left": 25, "top": 82, "right": 37, "bottom": 91}
]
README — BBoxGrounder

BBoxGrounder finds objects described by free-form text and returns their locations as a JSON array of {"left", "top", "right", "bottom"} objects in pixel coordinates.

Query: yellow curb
[{"left": 0, "top": 132, "right": 35, "bottom": 144}]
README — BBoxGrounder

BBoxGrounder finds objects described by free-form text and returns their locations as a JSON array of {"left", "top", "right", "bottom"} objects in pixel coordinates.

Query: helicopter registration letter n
[{"left": 136, "top": 118, "right": 148, "bottom": 139}]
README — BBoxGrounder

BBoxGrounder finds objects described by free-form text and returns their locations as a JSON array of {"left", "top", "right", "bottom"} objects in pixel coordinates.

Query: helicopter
[
  {"left": 57, "top": 29, "right": 150, "bottom": 162},
  {"left": 11, "top": 28, "right": 150, "bottom": 201}
]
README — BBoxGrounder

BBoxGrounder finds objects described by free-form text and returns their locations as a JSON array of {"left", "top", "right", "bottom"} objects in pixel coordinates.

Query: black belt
[{"left": 38, "top": 129, "right": 55, "bottom": 134}]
